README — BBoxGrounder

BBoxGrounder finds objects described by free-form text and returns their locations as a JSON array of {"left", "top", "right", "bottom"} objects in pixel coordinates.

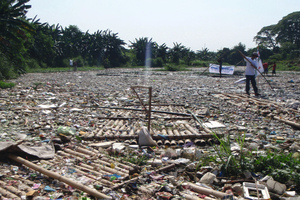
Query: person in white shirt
[{"left": 244, "top": 52, "right": 260, "bottom": 96}]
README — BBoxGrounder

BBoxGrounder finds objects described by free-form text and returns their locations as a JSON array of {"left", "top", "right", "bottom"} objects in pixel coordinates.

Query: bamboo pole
[
  {"left": 93, "top": 104, "right": 204, "bottom": 118},
  {"left": 274, "top": 116, "right": 300, "bottom": 129},
  {"left": 111, "top": 163, "right": 176, "bottom": 190},
  {"left": 179, "top": 192, "right": 204, "bottom": 200},
  {"left": 92, "top": 158, "right": 129, "bottom": 174},
  {"left": 0, "top": 180, "right": 26, "bottom": 197},
  {"left": 57, "top": 150, "right": 82, "bottom": 160},
  {"left": 84, "top": 133, "right": 221, "bottom": 140},
  {"left": 187, "top": 182, "right": 233, "bottom": 199},
  {"left": 64, "top": 148, "right": 91, "bottom": 159},
  {"left": 74, "top": 166, "right": 113, "bottom": 187},
  {"left": 111, "top": 177, "right": 139, "bottom": 190},
  {"left": 184, "top": 123, "right": 201, "bottom": 135},
  {"left": 19, "top": 183, "right": 36, "bottom": 193},
  {"left": 90, "top": 162, "right": 128, "bottom": 177},
  {"left": 11, "top": 176, "right": 36, "bottom": 186},
  {"left": 75, "top": 146, "right": 98, "bottom": 157},
  {"left": 100, "top": 157, "right": 133, "bottom": 172},
  {"left": 8, "top": 154, "right": 112, "bottom": 199},
  {"left": 0, "top": 186, "right": 20, "bottom": 200},
  {"left": 95, "top": 129, "right": 104, "bottom": 138}
]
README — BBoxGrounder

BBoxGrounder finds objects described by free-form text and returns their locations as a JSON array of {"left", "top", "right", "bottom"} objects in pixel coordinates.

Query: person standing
[
  {"left": 218, "top": 57, "right": 223, "bottom": 78},
  {"left": 73, "top": 61, "right": 77, "bottom": 71},
  {"left": 263, "top": 62, "right": 268, "bottom": 75},
  {"left": 69, "top": 59, "right": 73, "bottom": 68},
  {"left": 244, "top": 52, "right": 260, "bottom": 96},
  {"left": 272, "top": 62, "right": 276, "bottom": 76}
]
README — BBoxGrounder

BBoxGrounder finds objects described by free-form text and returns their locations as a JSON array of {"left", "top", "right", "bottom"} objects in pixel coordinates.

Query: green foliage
[
  {"left": 255, "top": 11, "right": 300, "bottom": 57},
  {"left": 197, "top": 133, "right": 300, "bottom": 190},
  {"left": 129, "top": 37, "right": 153, "bottom": 66},
  {"left": 70, "top": 56, "right": 85, "bottom": 67},
  {"left": 206, "top": 133, "right": 252, "bottom": 177},
  {"left": 32, "top": 82, "right": 43, "bottom": 90},
  {"left": 0, "top": 53, "right": 19, "bottom": 80},
  {"left": 197, "top": 47, "right": 216, "bottom": 61},
  {"left": 152, "top": 57, "right": 164, "bottom": 67},
  {"left": 27, "top": 66, "right": 104, "bottom": 73},
  {"left": 190, "top": 60, "right": 210, "bottom": 67},
  {"left": 120, "top": 148, "right": 149, "bottom": 166},
  {"left": 0, "top": 0, "right": 34, "bottom": 77},
  {"left": 264, "top": 60, "right": 300, "bottom": 71},
  {"left": 254, "top": 25, "right": 278, "bottom": 50},
  {"left": 251, "top": 152, "right": 300, "bottom": 187},
  {"left": 0, "top": 81, "right": 15, "bottom": 89},
  {"left": 164, "top": 64, "right": 187, "bottom": 71},
  {"left": 275, "top": 11, "right": 300, "bottom": 49},
  {"left": 26, "top": 58, "right": 41, "bottom": 69}
]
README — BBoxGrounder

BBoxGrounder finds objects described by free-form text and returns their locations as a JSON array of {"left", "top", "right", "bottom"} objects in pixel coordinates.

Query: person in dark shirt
[
  {"left": 263, "top": 62, "right": 268, "bottom": 75},
  {"left": 272, "top": 62, "right": 276, "bottom": 76}
]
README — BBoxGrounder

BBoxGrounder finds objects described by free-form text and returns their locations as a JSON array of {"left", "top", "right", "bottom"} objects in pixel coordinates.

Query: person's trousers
[{"left": 245, "top": 75, "right": 258, "bottom": 94}]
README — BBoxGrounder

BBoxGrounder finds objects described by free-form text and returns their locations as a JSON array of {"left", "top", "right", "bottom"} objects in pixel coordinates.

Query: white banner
[{"left": 209, "top": 64, "right": 235, "bottom": 75}]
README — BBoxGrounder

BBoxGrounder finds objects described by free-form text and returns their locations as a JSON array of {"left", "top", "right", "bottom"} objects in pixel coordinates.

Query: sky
[{"left": 26, "top": 0, "right": 299, "bottom": 52}]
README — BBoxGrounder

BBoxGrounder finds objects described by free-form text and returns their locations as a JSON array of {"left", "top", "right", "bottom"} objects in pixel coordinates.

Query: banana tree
[{"left": 0, "top": 0, "right": 34, "bottom": 76}]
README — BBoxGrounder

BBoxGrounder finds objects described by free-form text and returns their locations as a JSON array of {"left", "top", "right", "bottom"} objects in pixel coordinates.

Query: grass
[{"left": 0, "top": 81, "right": 16, "bottom": 89}]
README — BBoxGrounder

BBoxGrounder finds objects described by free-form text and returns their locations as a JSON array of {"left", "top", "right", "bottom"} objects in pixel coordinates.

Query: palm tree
[
  {"left": 101, "top": 30, "right": 127, "bottom": 68},
  {"left": 129, "top": 37, "right": 153, "bottom": 66},
  {"left": 157, "top": 43, "right": 168, "bottom": 63},
  {"left": 169, "top": 42, "right": 185, "bottom": 65}
]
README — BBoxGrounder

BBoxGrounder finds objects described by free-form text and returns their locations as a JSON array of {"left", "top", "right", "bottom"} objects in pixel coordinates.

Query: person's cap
[{"left": 252, "top": 52, "right": 258, "bottom": 57}]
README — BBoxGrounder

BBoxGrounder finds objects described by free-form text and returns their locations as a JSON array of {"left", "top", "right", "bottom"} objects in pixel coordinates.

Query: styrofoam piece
[{"left": 243, "top": 182, "right": 270, "bottom": 200}]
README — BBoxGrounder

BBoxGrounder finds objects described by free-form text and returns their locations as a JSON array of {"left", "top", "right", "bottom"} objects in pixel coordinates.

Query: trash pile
[{"left": 0, "top": 67, "right": 299, "bottom": 200}]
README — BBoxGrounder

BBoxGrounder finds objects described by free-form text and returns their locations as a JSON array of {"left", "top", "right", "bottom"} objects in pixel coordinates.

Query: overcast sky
[{"left": 26, "top": 0, "right": 299, "bottom": 52}]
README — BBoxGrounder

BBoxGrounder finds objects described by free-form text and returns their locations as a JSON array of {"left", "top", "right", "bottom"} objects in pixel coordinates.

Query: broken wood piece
[{"left": 8, "top": 154, "right": 112, "bottom": 199}]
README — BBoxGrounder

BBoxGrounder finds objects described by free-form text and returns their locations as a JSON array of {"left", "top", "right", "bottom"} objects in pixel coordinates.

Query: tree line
[{"left": 0, "top": 0, "right": 299, "bottom": 80}]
